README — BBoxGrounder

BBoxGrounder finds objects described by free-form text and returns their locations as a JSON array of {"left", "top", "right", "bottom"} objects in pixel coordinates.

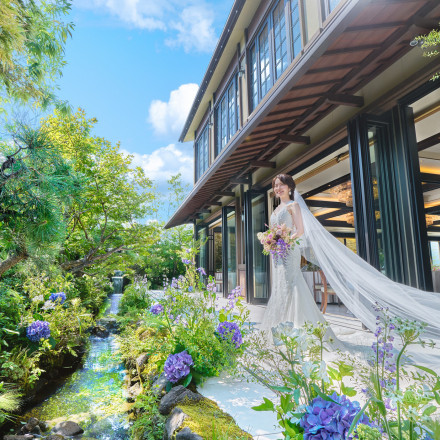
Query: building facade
[{"left": 166, "top": 0, "right": 440, "bottom": 304}]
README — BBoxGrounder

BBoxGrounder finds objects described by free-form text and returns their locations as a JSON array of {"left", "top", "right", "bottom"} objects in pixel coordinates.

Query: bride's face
[{"left": 274, "top": 178, "right": 289, "bottom": 199}]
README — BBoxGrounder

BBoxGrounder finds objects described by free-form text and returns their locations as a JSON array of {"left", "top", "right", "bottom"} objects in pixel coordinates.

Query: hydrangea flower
[
  {"left": 26, "top": 320, "right": 51, "bottom": 342},
  {"left": 150, "top": 303, "right": 164, "bottom": 315},
  {"left": 49, "top": 292, "right": 66, "bottom": 304},
  {"left": 300, "top": 392, "right": 371, "bottom": 439},
  {"left": 32, "top": 294, "right": 44, "bottom": 303},
  {"left": 217, "top": 321, "right": 243, "bottom": 348},
  {"left": 163, "top": 350, "right": 193, "bottom": 383},
  {"left": 182, "top": 258, "right": 192, "bottom": 264}
]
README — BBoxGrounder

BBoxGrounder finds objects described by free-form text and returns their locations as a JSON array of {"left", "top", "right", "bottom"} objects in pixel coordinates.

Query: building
[{"left": 165, "top": 0, "right": 440, "bottom": 304}]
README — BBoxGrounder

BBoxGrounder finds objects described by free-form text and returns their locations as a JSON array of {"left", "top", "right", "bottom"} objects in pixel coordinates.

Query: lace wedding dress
[{"left": 261, "top": 200, "right": 327, "bottom": 332}]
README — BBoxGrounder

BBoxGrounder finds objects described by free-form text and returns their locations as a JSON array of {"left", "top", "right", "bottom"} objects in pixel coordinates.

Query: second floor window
[
  {"left": 216, "top": 75, "right": 240, "bottom": 156},
  {"left": 195, "top": 125, "right": 209, "bottom": 181},
  {"left": 248, "top": 0, "right": 304, "bottom": 112}
]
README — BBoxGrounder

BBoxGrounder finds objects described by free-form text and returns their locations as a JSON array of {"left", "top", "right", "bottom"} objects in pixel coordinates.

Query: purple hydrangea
[
  {"left": 150, "top": 303, "right": 164, "bottom": 315},
  {"left": 163, "top": 350, "right": 193, "bottom": 383},
  {"left": 217, "top": 322, "right": 243, "bottom": 348},
  {"left": 49, "top": 292, "right": 66, "bottom": 304},
  {"left": 300, "top": 392, "right": 371, "bottom": 440},
  {"left": 26, "top": 320, "right": 51, "bottom": 342}
]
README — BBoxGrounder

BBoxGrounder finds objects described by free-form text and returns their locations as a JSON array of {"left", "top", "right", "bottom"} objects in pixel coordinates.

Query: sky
[{"left": 56, "top": 0, "right": 232, "bottom": 212}]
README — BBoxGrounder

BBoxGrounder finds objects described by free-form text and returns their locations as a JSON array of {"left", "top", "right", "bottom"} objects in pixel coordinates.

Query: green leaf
[
  {"left": 218, "top": 314, "right": 227, "bottom": 323},
  {"left": 414, "top": 365, "right": 438, "bottom": 377},
  {"left": 423, "top": 405, "right": 437, "bottom": 417},
  {"left": 293, "top": 388, "right": 301, "bottom": 405},
  {"left": 48, "top": 336, "right": 57, "bottom": 349},
  {"left": 341, "top": 383, "right": 357, "bottom": 397},
  {"left": 165, "top": 381, "right": 172, "bottom": 392},
  {"left": 183, "top": 373, "right": 192, "bottom": 388},
  {"left": 1, "top": 328, "right": 19, "bottom": 335},
  {"left": 348, "top": 398, "right": 370, "bottom": 436},
  {"left": 252, "top": 397, "right": 275, "bottom": 412},
  {"left": 310, "top": 384, "right": 337, "bottom": 403},
  {"left": 33, "top": 313, "right": 44, "bottom": 321},
  {"left": 270, "top": 385, "right": 293, "bottom": 393}
]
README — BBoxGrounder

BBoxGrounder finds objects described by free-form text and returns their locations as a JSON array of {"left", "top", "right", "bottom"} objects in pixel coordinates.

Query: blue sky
[{"left": 57, "top": 0, "right": 232, "bottom": 199}]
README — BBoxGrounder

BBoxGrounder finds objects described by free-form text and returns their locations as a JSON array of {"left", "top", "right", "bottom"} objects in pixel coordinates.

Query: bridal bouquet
[{"left": 257, "top": 224, "right": 298, "bottom": 261}]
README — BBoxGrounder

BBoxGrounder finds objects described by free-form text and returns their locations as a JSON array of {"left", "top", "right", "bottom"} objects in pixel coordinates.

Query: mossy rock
[{"left": 176, "top": 398, "right": 252, "bottom": 440}]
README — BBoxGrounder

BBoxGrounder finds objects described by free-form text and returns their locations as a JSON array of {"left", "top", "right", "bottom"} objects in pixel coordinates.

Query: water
[
  {"left": 112, "top": 270, "right": 124, "bottom": 294},
  {"left": 23, "top": 294, "right": 130, "bottom": 439}
]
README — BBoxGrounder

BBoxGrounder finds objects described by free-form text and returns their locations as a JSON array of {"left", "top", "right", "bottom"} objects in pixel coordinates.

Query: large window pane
[
  {"left": 273, "top": 0, "right": 288, "bottom": 79},
  {"left": 228, "top": 84, "right": 236, "bottom": 139},
  {"left": 259, "top": 25, "right": 271, "bottom": 98},
  {"left": 196, "top": 126, "right": 209, "bottom": 180},
  {"left": 252, "top": 194, "right": 268, "bottom": 299},
  {"left": 249, "top": 44, "right": 258, "bottom": 111},
  {"left": 226, "top": 210, "right": 237, "bottom": 292},
  {"left": 290, "top": 0, "right": 302, "bottom": 58}
]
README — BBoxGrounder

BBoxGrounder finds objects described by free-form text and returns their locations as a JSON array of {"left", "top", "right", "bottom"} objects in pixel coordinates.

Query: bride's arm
[{"left": 288, "top": 202, "right": 304, "bottom": 239}]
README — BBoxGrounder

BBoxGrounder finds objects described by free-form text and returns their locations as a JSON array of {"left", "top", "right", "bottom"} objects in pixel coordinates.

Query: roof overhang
[{"left": 167, "top": 0, "right": 440, "bottom": 229}]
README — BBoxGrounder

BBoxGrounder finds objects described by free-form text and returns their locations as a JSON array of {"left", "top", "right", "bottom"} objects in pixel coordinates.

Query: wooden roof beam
[
  {"left": 412, "top": 17, "right": 440, "bottom": 30},
  {"left": 421, "top": 173, "right": 440, "bottom": 184},
  {"left": 326, "top": 93, "right": 364, "bottom": 107},
  {"left": 306, "top": 200, "right": 348, "bottom": 209},
  {"left": 230, "top": 177, "right": 251, "bottom": 185},
  {"left": 418, "top": 133, "right": 440, "bottom": 151},
  {"left": 209, "top": 201, "right": 223, "bottom": 206},
  {"left": 279, "top": 134, "right": 310, "bottom": 144},
  {"left": 250, "top": 160, "right": 276, "bottom": 168},
  {"left": 215, "top": 191, "right": 235, "bottom": 197},
  {"left": 308, "top": 63, "right": 357, "bottom": 74},
  {"left": 325, "top": 44, "right": 382, "bottom": 55}
]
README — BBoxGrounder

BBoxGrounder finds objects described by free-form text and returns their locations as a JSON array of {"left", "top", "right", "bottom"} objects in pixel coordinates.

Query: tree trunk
[{"left": 0, "top": 252, "right": 28, "bottom": 277}]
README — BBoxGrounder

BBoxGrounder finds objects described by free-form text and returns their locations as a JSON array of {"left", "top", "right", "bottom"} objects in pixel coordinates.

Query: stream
[{"left": 22, "top": 293, "right": 130, "bottom": 439}]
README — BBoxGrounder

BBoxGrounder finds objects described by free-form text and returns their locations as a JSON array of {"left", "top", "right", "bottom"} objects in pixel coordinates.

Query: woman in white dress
[{"left": 261, "top": 174, "right": 328, "bottom": 332}]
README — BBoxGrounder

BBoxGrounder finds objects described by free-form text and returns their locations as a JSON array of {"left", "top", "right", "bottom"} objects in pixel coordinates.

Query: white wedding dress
[{"left": 261, "top": 200, "right": 327, "bottom": 332}]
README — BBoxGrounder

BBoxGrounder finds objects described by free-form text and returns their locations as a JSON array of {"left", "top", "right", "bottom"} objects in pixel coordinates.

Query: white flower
[
  {"left": 318, "top": 360, "right": 330, "bottom": 383},
  {"left": 302, "top": 361, "right": 314, "bottom": 379},
  {"left": 42, "top": 300, "right": 55, "bottom": 311},
  {"left": 32, "top": 295, "right": 44, "bottom": 303}
]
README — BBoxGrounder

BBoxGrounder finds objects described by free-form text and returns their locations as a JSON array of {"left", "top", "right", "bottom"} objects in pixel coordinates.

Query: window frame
[
  {"left": 195, "top": 124, "right": 210, "bottom": 182},
  {"left": 215, "top": 74, "right": 240, "bottom": 157}
]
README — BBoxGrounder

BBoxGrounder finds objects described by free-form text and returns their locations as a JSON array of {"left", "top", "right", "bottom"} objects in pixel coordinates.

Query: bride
[
  {"left": 261, "top": 174, "right": 327, "bottom": 332},
  {"left": 261, "top": 173, "right": 440, "bottom": 345}
]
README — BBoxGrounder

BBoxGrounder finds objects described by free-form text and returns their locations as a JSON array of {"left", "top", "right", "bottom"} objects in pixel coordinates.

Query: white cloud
[
  {"left": 121, "top": 143, "right": 193, "bottom": 187},
  {"left": 166, "top": 6, "right": 217, "bottom": 53},
  {"left": 75, "top": 0, "right": 218, "bottom": 52},
  {"left": 148, "top": 83, "right": 199, "bottom": 137}
]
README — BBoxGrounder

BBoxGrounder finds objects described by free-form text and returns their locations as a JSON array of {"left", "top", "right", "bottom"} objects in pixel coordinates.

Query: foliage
[
  {"left": 0, "top": 382, "right": 20, "bottom": 424},
  {"left": 129, "top": 390, "right": 166, "bottom": 440},
  {"left": 0, "top": 123, "right": 80, "bottom": 277},
  {"left": 0, "top": 0, "right": 74, "bottom": 108},
  {"left": 414, "top": 24, "right": 440, "bottom": 81},
  {"left": 41, "top": 108, "right": 157, "bottom": 276},
  {"left": 140, "top": 174, "right": 193, "bottom": 288},
  {"left": 117, "top": 275, "right": 152, "bottom": 317},
  {"left": 349, "top": 304, "right": 440, "bottom": 440}
]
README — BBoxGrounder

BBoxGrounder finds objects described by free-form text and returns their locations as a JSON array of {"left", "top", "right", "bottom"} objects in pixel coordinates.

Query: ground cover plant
[
  {"left": 117, "top": 245, "right": 250, "bottom": 439},
  {"left": 245, "top": 307, "right": 440, "bottom": 440}
]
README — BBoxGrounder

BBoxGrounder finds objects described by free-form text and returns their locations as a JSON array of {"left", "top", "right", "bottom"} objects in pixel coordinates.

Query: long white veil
[{"left": 295, "top": 190, "right": 440, "bottom": 339}]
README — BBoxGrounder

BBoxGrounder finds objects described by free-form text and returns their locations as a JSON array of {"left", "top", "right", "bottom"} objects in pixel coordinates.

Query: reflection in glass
[
  {"left": 226, "top": 211, "right": 237, "bottom": 292},
  {"left": 252, "top": 194, "right": 268, "bottom": 299},
  {"left": 368, "top": 128, "right": 385, "bottom": 274}
]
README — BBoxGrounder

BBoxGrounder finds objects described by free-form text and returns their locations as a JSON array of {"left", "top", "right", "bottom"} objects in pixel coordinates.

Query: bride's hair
[{"left": 272, "top": 174, "right": 296, "bottom": 200}]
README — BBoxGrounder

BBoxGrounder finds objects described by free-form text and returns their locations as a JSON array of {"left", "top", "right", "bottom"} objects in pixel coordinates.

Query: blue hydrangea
[
  {"left": 150, "top": 303, "right": 164, "bottom": 315},
  {"left": 300, "top": 392, "right": 371, "bottom": 440},
  {"left": 26, "top": 320, "right": 51, "bottom": 342},
  {"left": 49, "top": 292, "right": 66, "bottom": 304},
  {"left": 217, "top": 322, "right": 243, "bottom": 348},
  {"left": 163, "top": 350, "right": 193, "bottom": 383}
]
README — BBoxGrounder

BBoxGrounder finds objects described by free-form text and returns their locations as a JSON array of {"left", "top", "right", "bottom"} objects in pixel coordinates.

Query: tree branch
[{"left": 0, "top": 251, "right": 28, "bottom": 277}]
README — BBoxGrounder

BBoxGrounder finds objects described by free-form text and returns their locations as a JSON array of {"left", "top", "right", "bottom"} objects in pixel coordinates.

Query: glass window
[
  {"left": 249, "top": 44, "right": 259, "bottom": 111},
  {"left": 259, "top": 24, "right": 271, "bottom": 98},
  {"left": 215, "top": 76, "right": 240, "bottom": 156},
  {"left": 226, "top": 210, "right": 237, "bottom": 293},
  {"left": 195, "top": 125, "right": 209, "bottom": 181},
  {"left": 290, "top": 0, "right": 302, "bottom": 58},
  {"left": 273, "top": 0, "right": 288, "bottom": 79}
]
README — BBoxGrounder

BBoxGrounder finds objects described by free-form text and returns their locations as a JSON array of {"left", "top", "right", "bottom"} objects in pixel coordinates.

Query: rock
[
  {"left": 20, "top": 418, "right": 39, "bottom": 434},
  {"left": 131, "top": 375, "right": 140, "bottom": 384},
  {"left": 163, "top": 407, "right": 187, "bottom": 440},
  {"left": 175, "top": 427, "right": 203, "bottom": 440},
  {"left": 91, "top": 325, "right": 109, "bottom": 338},
  {"left": 139, "top": 330, "right": 150, "bottom": 340},
  {"left": 3, "top": 436, "right": 34, "bottom": 440},
  {"left": 96, "top": 317, "right": 119, "bottom": 332},
  {"left": 127, "top": 382, "right": 142, "bottom": 401},
  {"left": 151, "top": 373, "right": 168, "bottom": 396},
  {"left": 158, "top": 386, "right": 202, "bottom": 416},
  {"left": 39, "top": 421, "right": 49, "bottom": 432},
  {"left": 45, "top": 435, "right": 65, "bottom": 440},
  {"left": 52, "top": 421, "right": 84, "bottom": 436},
  {"left": 136, "top": 353, "right": 148, "bottom": 369}
]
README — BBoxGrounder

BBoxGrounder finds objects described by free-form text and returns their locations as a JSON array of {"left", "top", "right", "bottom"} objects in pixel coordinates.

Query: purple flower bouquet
[
  {"left": 49, "top": 292, "right": 66, "bottom": 304},
  {"left": 163, "top": 350, "right": 194, "bottom": 383},
  {"left": 26, "top": 320, "right": 51, "bottom": 342},
  {"left": 217, "top": 321, "right": 243, "bottom": 348}
]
